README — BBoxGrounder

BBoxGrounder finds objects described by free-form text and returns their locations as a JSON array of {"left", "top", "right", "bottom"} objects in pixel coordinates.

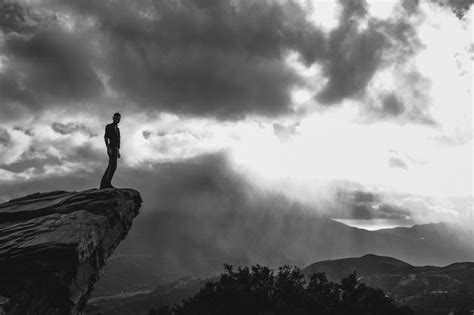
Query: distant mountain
[
  {"left": 86, "top": 254, "right": 474, "bottom": 315},
  {"left": 304, "top": 254, "right": 415, "bottom": 281},
  {"left": 304, "top": 254, "right": 474, "bottom": 315}
]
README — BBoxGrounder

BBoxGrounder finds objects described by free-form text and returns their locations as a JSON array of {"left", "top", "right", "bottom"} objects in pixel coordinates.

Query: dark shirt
[{"left": 105, "top": 123, "right": 120, "bottom": 149}]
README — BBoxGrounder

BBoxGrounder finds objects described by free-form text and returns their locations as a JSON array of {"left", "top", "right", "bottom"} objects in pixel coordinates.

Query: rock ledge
[{"left": 0, "top": 188, "right": 142, "bottom": 314}]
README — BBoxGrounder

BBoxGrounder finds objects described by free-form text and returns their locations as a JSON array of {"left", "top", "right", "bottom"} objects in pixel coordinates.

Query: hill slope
[{"left": 304, "top": 254, "right": 474, "bottom": 314}]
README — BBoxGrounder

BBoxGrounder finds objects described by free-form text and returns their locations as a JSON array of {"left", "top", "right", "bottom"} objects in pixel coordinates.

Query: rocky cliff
[{"left": 0, "top": 188, "right": 142, "bottom": 315}]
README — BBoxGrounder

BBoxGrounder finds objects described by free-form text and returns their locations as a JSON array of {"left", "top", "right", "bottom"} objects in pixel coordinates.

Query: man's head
[{"left": 112, "top": 112, "right": 121, "bottom": 124}]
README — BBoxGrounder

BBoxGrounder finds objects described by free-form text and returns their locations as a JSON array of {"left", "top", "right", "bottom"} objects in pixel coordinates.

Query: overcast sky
[{"left": 0, "top": 0, "right": 472, "bottom": 230}]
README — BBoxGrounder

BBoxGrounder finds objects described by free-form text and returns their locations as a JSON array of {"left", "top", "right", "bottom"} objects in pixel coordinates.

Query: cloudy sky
[{"left": 0, "top": 0, "right": 472, "bottom": 230}]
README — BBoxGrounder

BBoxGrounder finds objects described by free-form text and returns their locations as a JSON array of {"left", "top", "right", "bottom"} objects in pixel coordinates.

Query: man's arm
[
  {"left": 104, "top": 126, "right": 112, "bottom": 155},
  {"left": 117, "top": 127, "right": 121, "bottom": 159},
  {"left": 104, "top": 137, "right": 112, "bottom": 154}
]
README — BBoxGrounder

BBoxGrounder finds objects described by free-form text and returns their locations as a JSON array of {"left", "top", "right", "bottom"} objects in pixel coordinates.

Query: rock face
[{"left": 0, "top": 188, "right": 142, "bottom": 315}]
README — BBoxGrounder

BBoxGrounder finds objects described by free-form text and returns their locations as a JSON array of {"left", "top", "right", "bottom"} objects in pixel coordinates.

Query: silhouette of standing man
[{"left": 100, "top": 113, "right": 121, "bottom": 189}]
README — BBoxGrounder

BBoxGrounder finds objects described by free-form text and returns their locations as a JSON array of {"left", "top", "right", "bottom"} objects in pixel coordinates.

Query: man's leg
[
  {"left": 107, "top": 150, "right": 118, "bottom": 186},
  {"left": 100, "top": 150, "right": 117, "bottom": 188},
  {"left": 100, "top": 157, "right": 112, "bottom": 189}
]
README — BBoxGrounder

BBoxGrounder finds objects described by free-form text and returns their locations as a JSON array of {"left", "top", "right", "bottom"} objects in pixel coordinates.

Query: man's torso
[{"left": 105, "top": 123, "right": 120, "bottom": 148}]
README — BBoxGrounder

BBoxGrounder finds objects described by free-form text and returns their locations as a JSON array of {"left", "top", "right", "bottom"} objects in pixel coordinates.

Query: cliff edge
[{"left": 0, "top": 188, "right": 142, "bottom": 314}]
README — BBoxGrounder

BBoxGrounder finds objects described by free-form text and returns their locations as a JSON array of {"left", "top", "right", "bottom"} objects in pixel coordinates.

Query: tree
[{"left": 150, "top": 264, "right": 413, "bottom": 315}]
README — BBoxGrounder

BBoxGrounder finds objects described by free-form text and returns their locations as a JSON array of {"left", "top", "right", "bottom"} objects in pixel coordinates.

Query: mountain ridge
[{"left": 303, "top": 254, "right": 474, "bottom": 314}]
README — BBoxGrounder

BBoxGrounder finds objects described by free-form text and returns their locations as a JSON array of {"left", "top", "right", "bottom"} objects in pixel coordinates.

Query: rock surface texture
[{"left": 0, "top": 188, "right": 142, "bottom": 315}]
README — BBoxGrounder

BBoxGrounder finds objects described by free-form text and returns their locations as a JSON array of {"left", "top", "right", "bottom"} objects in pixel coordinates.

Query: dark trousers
[{"left": 100, "top": 148, "right": 118, "bottom": 189}]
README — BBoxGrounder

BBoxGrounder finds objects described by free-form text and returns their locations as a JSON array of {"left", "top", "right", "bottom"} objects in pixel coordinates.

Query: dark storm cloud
[
  {"left": 401, "top": 0, "right": 420, "bottom": 13},
  {"left": 3, "top": 29, "right": 104, "bottom": 103},
  {"left": 334, "top": 189, "right": 411, "bottom": 220},
  {"left": 0, "top": 0, "right": 42, "bottom": 34},
  {"left": 0, "top": 0, "right": 436, "bottom": 120},
  {"left": 72, "top": 0, "right": 423, "bottom": 114},
  {"left": 315, "top": 0, "right": 377, "bottom": 104},
  {"left": 43, "top": 0, "right": 326, "bottom": 119},
  {"left": 0, "top": 164, "right": 97, "bottom": 202},
  {"left": 0, "top": 154, "right": 60, "bottom": 174},
  {"left": 0, "top": 127, "right": 11, "bottom": 147},
  {"left": 381, "top": 93, "right": 405, "bottom": 116},
  {"left": 346, "top": 190, "right": 379, "bottom": 203},
  {"left": 378, "top": 203, "right": 410, "bottom": 219},
  {"left": 430, "top": 0, "right": 473, "bottom": 19},
  {"left": 316, "top": 25, "right": 385, "bottom": 104},
  {"left": 51, "top": 122, "right": 96, "bottom": 137},
  {"left": 142, "top": 131, "right": 152, "bottom": 140},
  {"left": 0, "top": 68, "right": 35, "bottom": 105},
  {"left": 401, "top": 0, "right": 473, "bottom": 19},
  {"left": 0, "top": 141, "right": 101, "bottom": 177},
  {"left": 315, "top": 0, "right": 423, "bottom": 105},
  {"left": 71, "top": 143, "right": 103, "bottom": 163},
  {"left": 363, "top": 70, "right": 435, "bottom": 125},
  {"left": 0, "top": 1, "right": 104, "bottom": 121},
  {"left": 366, "top": 92, "right": 406, "bottom": 120}
]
